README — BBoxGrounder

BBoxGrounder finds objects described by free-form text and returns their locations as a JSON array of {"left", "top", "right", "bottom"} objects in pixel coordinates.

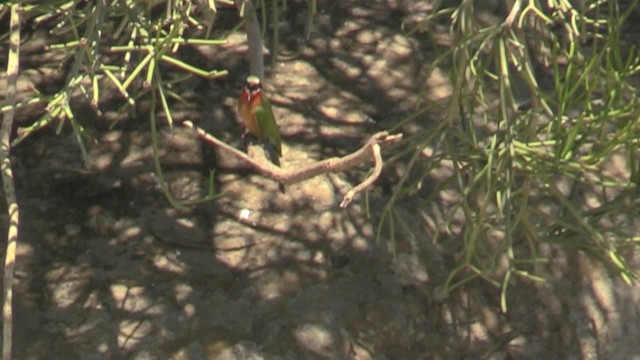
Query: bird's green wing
[
  {"left": 253, "top": 97, "right": 286, "bottom": 193},
  {"left": 254, "top": 98, "right": 282, "bottom": 156}
]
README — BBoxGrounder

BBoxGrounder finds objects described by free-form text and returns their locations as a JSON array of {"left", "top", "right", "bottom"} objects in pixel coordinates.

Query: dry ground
[{"left": 2, "top": 1, "right": 640, "bottom": 359}]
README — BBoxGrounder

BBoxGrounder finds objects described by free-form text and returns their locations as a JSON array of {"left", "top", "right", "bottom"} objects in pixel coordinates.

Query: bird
[{"left": 237, "top": 75, "right": 285, "bottom": 193}]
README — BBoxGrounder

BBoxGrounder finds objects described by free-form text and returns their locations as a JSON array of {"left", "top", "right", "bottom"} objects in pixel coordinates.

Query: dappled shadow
[{"left": 3, "top": 0, "right": 640, "bottom": 359}]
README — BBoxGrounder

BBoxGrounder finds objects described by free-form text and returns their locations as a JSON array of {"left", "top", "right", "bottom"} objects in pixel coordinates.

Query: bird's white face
[{"left": 245, "top": 76, "right": 263, "bottom": 101}]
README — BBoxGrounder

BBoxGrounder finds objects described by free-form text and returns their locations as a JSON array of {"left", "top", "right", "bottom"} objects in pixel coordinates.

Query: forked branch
[
  {"left": 199, "top": 1, "right": 401, "bottom": 205},
  {"left": 182, "top": 121, "right": 402, "bottom": 207}
]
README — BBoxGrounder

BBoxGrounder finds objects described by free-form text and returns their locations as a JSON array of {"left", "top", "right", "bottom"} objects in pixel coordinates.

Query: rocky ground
[{"left": 2, "top": 0, "right": 640, "bottom": 359}]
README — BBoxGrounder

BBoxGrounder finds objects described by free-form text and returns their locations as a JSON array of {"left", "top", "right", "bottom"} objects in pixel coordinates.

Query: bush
[{"left": 380, "top": 0, "right": 640, "bottom": 310}]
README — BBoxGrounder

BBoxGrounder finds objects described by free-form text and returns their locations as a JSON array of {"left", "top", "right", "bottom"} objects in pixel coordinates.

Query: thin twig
[
  {"left": 182, "top": 121, "right": 402, "bottom": 207},
  {"left": 340, "top": 143, "right": 383, "bottom": 208},
  {"left": 2, "top": 5, "right": 21, "bottom": 360}
]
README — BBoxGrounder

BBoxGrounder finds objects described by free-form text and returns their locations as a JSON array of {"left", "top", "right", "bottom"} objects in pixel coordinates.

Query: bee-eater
[{"left": 238, "top": 75, "right": 285, "bottom": 193}]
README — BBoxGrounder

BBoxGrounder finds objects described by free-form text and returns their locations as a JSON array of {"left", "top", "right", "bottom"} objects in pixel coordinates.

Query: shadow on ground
[{"left": 1, "top": 0, "right": 639, "bottom": 359}]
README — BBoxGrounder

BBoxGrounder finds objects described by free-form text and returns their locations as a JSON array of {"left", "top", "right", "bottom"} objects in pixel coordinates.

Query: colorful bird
[{"left": 238, "top": 75, "right": 285, "bottom": 193}]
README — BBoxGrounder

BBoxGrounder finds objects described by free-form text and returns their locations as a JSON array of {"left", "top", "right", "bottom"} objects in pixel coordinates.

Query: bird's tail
[{"left": 264, "top": 142, "right": 286, "bottom": 193}]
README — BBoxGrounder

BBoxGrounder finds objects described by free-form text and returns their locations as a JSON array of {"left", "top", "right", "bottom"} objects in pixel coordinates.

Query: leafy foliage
[
  {"left": 1, "top": 0, "right": 232, "bottom": 205},
  {"left": 380, "top": 0, "right": 640, "bottom": 310}
]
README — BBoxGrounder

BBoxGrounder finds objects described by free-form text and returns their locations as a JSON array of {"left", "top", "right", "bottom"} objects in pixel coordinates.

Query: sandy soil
[{"left": 2, "top": 1, "right": 640, "bottom": 359}]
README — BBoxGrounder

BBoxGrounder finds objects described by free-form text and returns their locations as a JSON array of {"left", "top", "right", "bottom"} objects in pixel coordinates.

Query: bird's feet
[{"left": 241, "top": 128, "right": 254, "bottom": 152}]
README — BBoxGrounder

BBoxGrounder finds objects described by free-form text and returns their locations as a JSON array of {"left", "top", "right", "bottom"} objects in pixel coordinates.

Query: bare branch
[
  {"left": 182, "top": 120, "right": 274, "bottom": 169},
  {"left": 340, "top": 143, "right": 383, "bottom": 208},
  {"left": 2, "top": 5, "right": 21, "bottom": 360},
  {"left": 182, "top": 121, "right": 403, "bottom": 207}
]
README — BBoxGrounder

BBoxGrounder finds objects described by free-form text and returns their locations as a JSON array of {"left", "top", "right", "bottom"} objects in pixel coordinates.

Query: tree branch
[
  {"left": 214, "top": 1, "right": 401, "bottom": 205},
  {"left": 340, "top": 143, "right": 383, "bottom": 208},
  {"left": 2, "top": 5, "right": 21, "bottom": 360},
  {"left": 182, "top": 121, "right": 402, "bottom": 207}
]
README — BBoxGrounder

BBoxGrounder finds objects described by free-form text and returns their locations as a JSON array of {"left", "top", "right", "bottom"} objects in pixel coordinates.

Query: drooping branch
[
  {"left": 182, "top": 121, "right": 402, "bottom": 207},
  {"left": 340, "top": 143, "right": 383, "bottom": 208}
]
